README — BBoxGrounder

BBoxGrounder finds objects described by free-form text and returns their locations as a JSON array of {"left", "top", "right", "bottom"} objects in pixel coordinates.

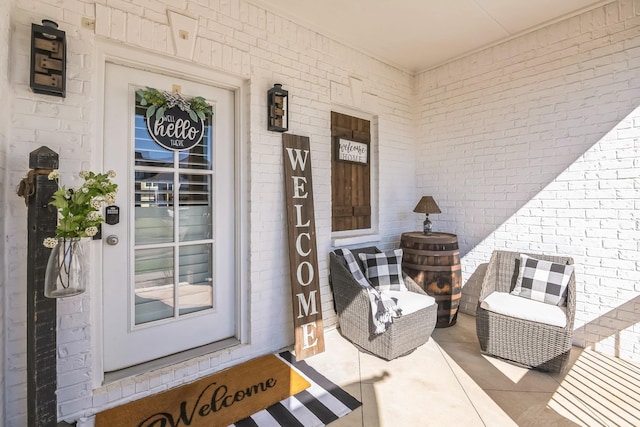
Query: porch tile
[
  {"left": 357, "top": 340, "right": 486, "bottom": 426},
  {"left": 437, "top": 346, "right": 517, "bottom": 426},
  {"left": 298, "top": 312, "right": 640, "bottom": 427},
  {"left": 304, "top": 328, "right": 362, "bottom": 392},
  {"left": 434, "top": 340, "right": 562, "bottom": 393},
  {"left": 486, "top": 390, "right": 579, "bottom": 426}
]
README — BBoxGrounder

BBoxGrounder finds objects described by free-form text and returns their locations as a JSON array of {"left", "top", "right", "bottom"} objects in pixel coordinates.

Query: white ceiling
[{"left": 248, "top": 0, "right": 607, "bottom": 72}]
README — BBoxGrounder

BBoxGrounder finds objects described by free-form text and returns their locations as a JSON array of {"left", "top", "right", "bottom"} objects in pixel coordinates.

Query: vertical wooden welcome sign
[{"left": 282, "top": 134, "right": 325, "bottom": 360}]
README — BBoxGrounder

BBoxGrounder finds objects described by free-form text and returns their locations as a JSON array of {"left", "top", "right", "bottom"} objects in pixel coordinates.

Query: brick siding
[
  {"left": 415, "top": 0, "right": 640, "bottom": 364},
  {"left": 0, "top": 1, "right": 9, "bottom": 423}
]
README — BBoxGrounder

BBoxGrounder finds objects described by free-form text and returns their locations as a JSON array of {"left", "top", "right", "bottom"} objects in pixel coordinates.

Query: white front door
[{"left": 103, "top": 63, "right": 236, "bottom": 371}]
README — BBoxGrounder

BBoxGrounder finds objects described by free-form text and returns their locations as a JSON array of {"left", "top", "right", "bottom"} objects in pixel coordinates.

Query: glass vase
[{"left": 44, "top": 237, "right": 87, "bottom": 298}]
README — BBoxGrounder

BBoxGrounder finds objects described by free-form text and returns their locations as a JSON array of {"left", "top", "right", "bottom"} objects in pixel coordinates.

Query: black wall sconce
[
  {"left": 30, "top": 20, "right": 66, "bottom": 98},
  {"left": 267, "top": 83, "right": 288, "bottom": 132}
]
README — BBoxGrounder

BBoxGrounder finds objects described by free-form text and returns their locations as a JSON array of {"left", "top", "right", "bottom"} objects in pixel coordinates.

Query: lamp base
[{"left": 423, "top": 214, "right": 433, "bottom": 235}]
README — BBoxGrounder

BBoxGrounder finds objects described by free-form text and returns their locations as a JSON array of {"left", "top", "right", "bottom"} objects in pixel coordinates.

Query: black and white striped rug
[{"left": 231, "top": 352, "right": 362, "bottom": 427}]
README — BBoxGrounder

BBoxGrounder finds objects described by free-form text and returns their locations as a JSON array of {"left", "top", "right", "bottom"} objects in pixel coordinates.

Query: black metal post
[{"left": 25, "top": 146, "right": 59, "bottom": 426}]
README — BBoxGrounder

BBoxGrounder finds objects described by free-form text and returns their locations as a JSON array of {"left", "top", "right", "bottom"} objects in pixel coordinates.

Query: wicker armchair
[
  {"left": 329, "top": 247, "right": 437, "bottom": 360},
  {"left": 476, "top": 250, "right": 576, "bottom": 372}
]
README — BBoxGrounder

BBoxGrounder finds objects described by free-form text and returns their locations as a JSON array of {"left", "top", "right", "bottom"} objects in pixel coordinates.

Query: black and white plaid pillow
[
  {"left": 511, "top": 254, "right": 574, "bottom": 306},
  {"left": 358, "top": 249, "right": 408, "bottom": 291}
]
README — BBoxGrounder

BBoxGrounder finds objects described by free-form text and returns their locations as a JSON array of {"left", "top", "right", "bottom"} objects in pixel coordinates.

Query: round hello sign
[{"left": 146, "top": 106, "right": 205, "bottom": 151}]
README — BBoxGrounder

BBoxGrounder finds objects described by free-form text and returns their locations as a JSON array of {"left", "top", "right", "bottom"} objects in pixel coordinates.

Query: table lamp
[{"left": 413, "top": 196, "right": 441, "bottom": 235}]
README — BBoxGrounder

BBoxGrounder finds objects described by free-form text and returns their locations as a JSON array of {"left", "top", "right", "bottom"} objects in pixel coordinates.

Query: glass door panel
[
  {"left": 135, "top": 247, "right": 174, "bottom": 325},
  {"left": 178, "top": 173, "right": 212, "bottom": 241},
  {"left": 132, "top": 103, "right": 214, "bottom": 324},
  {"left": 178, "top": 243, "right": 213, "bottom": 316}
]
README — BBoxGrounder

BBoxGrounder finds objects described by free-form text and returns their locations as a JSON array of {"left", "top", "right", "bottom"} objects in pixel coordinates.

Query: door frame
[{"left": 93, "top": 40, "right": 249, "bottom": 386}]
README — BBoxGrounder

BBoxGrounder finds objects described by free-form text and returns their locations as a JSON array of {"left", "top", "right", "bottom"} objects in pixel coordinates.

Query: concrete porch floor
[{"left": 305, "top": 313, "right": 640, "bottom": 427}]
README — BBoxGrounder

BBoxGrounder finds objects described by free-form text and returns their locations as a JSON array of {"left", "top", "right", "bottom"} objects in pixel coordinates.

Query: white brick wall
[
  {"left": 415, "top": 0, "right": 640, "bottom": 364},
  {"left": 0, "top": 1, "right": 10, "bottom": 423},
  {"left": 0, "top": 0, "right": 11, "bottom": 421},
  {"left": 4, "top": 0, "right": 416, "bottom": 424}
]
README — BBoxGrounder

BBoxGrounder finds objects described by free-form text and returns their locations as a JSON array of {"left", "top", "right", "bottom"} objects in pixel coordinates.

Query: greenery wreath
[{"left": 135, "top": 87, "right": 214, "bottom": 122}]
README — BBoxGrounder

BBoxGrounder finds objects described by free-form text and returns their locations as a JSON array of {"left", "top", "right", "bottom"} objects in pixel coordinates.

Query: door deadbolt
[{"left": 106, "top": 235, "right": 119, "bottom": 246}]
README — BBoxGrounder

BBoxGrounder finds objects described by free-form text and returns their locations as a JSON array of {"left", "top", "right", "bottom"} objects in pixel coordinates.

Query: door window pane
[
  {"left": 134, "top": 108, "right": 173, "bottom": 168},
  {"left": 135, "top": 170, "right": 174, "bottom": 245},
  {"left": 179, "top": 244, "right": 213, "bottom": 315},
  {"left": 179, "top": 123, "right": 212, "bottom": 170},
  {"left": 135, "top": 247, "right": 174, "bottom": 325},
  {"left": 179, "top": 174, "right": 212, "bottom": 241}
]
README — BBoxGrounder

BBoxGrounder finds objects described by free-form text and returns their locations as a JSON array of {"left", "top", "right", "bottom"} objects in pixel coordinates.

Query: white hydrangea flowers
[{"left": 43, "top": 237, "right": 58, "bottom": 249}]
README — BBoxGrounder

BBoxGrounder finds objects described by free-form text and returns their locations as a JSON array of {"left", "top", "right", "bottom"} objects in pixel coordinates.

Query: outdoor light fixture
[
  {"left": 267, "top": 83, "right": 288, "bottom": 132},
  {"left": 413, "top": 196, "right": 441, "bottom": 235},
  {"left": 30, "top": 19, "right": 66, "bottom": 97}
]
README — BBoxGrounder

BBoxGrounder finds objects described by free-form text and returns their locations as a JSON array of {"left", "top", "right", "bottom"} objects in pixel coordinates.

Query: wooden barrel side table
[{"left": 400, "top": 232, "right": 462, "bottom": 327}]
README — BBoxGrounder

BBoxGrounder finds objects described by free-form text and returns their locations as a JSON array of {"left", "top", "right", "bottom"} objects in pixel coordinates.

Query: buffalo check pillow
[
  {"left": 511, "top": 254, "right": 574, "bottom": 306},
  {"left": 358, "top": 249, "right": 408, "bottom": 292}
]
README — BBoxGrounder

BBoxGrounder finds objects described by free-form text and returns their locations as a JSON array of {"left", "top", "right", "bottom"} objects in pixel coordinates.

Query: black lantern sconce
[
  {"left": 267, "top": 83, "right": 288, "bottom": 132},
  {"left": 30, "top": 19, "right": 66, "bottom": 98}
]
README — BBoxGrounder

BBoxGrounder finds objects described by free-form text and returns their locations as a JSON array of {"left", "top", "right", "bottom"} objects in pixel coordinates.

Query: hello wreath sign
[{"left": 136, "top": 87, "right": 213, "bottom": 151}]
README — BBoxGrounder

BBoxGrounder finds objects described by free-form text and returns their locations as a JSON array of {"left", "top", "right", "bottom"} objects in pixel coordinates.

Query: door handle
[{"left": 106, "top": 235, "right": 119, "bottom": 246}]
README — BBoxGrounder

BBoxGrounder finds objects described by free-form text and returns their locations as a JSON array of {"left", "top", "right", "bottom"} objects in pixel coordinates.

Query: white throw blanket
[{"left": 334, "top": 249, "right": 402, "bottom": 334}]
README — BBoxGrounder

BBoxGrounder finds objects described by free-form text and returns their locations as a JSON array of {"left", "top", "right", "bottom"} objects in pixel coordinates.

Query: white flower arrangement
[{"left": 43, "top": 170, "right": 118, "bottom": 245}]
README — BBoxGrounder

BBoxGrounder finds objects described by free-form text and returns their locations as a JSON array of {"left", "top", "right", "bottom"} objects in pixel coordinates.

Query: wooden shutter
[{"left": 331, "top": 111, "right": 371, "bottom": 232}]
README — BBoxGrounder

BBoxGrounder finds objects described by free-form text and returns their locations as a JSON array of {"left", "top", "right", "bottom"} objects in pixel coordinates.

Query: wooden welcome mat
[{"left": 96, "top": 353, "right": 310, "bottom": 427}]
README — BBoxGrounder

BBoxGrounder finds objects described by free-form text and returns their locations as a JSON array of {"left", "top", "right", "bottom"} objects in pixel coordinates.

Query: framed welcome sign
[{"left": 335, "top": 137, "right": 369, "bottom": 165}]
